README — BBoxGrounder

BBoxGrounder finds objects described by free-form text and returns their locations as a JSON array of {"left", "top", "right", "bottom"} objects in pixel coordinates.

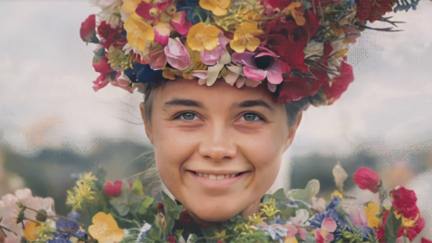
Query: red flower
[
  {"left": 93, "top": 56, "right": 112, "bottom": 74},
  {"left": 391, "top": 186, "right": 419, "bottom": 219},
  {"left": 103, "top": 180, "right": 123, "bottom": 197},
  {"left": 265, "top": 11, "right": 320, "bottom": 72},
  {"left": 356, "top": 0, "right": 396, "bottom": 22},
  {"left": 167, "top": 235, "right": 176, "bottom": 243},
  {"left": 353, "top": 167, "right": 381, "bottom": 193},
  {"left": 277, "top": 70, "right": 326, "bottom": 102},
  {"left": 400, "top": 216, "right": 425, "bottom": 241},
  {"left": 322, "top": 61, "right": 354, "bottom": 105},
  {"left": 80, "top": 14, "right": 98, "bottom": 44},
  {"left": 97, "top": 21, "right": 126, "bottom": 49}
]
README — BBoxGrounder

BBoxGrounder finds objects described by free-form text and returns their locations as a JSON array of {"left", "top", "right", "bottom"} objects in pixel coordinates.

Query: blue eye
[
  {"left": 242, "top": 112, "right": 264, "bottom": 122},
  {"left": 175, "top": 112, "right": 198, "bottom": 121}
]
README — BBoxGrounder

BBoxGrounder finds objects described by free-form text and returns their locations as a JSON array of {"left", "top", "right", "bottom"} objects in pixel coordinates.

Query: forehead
[{"left": 153, "top": 80, "right": 278, "bottom": 106}]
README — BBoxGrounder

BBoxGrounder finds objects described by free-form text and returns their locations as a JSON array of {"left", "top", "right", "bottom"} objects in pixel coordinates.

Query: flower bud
[
  {"left": 352, "top": 167, "right": 381, "bottom": 193},
  {"left": 103, "top": 180, "right": 123, "bottom": 197}
]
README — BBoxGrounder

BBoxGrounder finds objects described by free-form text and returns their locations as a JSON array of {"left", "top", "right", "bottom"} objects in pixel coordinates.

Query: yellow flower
[
  {"left": 364, "top": 201, "right": 381, "bottom": 228},
  {"left": 260, "top": 198, "right": 280, "bottom": 219},
  {"left": 121, "top": 0, "right": 142, "bottom": 16},
  {"left": 229, "top": 22, "right": 262, "bottom": 53},
  {"left": 23, "top": 221, "right": 41, "bottom": 241},
  {"left": 66, "top": 172, "right": 97, "bottom": 210},
  {"left": 187, "top": 23, "right": 222, "bottom": 51},
  {"left": 199, "top": 0, "right": 231, "bottom": 16},
  {"left": 124, "top": 13, "right": 155, "bottom": 53},
  {"left": 89, "top": 212, "right": 124, "bottom": 243},
  {"left": 248, "top": 212, "right": 265, "bottom": 225}
]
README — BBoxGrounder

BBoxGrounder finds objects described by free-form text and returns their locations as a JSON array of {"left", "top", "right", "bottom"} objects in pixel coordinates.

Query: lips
[
  {"left": 185, "top": 169, "right": 251, "bottom": 191},
  {"left": 188, "top": 170, "right": 248, "bottom": 180}
]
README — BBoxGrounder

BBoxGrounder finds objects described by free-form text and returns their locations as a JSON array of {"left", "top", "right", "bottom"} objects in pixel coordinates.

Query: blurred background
[{"left": 0, "top": 0, "right": 431, "bottom": 214}]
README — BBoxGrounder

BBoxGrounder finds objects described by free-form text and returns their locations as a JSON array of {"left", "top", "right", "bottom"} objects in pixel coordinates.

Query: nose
[{"left": 198, "top": 124, "right": 237, "bottom": 161}]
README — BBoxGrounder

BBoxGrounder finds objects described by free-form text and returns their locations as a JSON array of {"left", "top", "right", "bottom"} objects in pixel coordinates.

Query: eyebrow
[
  {"left": 236, "top": 99, "right": 274, "bottom": 111},
  {"left": 164, "top": 98, "right": 204, "bottom": 108}
]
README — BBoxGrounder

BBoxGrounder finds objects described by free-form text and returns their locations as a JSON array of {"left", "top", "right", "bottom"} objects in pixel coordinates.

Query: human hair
[{"left": 142, "top": 81, "right": 310, "bottom": 127}]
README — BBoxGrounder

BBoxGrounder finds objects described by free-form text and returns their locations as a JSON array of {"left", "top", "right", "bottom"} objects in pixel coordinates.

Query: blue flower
[
  {"left": 124, "top": 63, "right": 164, "bottom": 84},
  {"left": 176, "top": 0, "right": 210, "bottom": 24},
  {"left": 259, "top": 223, "right": 288, "bottom": 242},
  {"left": 50, "top": 213, "right": 87, "bottom": 242}
]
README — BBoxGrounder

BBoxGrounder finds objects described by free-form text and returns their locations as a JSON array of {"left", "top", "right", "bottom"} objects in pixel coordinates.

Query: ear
[
  {"left": 283, "top": 112, "right": 303, "bottom": 151},
  {"left": 139, "top": 102, "right": 154, "bottom": 144}
]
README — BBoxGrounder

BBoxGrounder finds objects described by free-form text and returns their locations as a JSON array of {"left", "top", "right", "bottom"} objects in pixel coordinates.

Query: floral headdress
[{"left": 80, "top": 0, "right": 419, "bottom": 105}]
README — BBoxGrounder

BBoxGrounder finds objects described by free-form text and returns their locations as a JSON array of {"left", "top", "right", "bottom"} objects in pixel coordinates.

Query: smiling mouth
[{"left": 186, "top": 170, "right": 250, "bottom": 181}]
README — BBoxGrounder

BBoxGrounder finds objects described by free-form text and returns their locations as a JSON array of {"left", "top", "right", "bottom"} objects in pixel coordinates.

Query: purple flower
[{"left": 232, "top": 47, "right": 286, "bottom": 85}]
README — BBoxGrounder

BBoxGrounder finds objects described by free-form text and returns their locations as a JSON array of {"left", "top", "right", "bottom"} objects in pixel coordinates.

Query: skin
[{"left": 140, "top": 79, "right": 302, "bottom": 222}]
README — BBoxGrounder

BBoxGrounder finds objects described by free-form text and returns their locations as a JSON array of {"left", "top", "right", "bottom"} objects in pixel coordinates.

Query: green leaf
[
  {"left": 384, "top": 209, "right": 401, "bottom": 242},
  {"left": 139, "top": 196, "right": 155, "bottom": 214},
  {"left": 132, "top": 179, "right": 145, "bottom": 196}
]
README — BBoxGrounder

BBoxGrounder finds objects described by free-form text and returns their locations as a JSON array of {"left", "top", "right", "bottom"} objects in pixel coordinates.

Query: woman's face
[{"left": 141, "top": 79, "right": 301, "bottom": 222}]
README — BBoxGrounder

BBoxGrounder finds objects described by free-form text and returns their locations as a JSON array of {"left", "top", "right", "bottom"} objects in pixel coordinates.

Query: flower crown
[{"left": 80, "top": 0, "right": 419, "bottom": 105}]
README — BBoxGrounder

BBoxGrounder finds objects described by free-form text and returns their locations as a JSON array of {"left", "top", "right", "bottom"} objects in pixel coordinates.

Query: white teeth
[{"left": 194, "top": 172, "right": 238, "bottom": 180}]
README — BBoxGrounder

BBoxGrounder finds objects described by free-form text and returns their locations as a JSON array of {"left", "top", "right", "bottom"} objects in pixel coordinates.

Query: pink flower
[
  {"left": 315, "top": 217, "right": 337, "bottom": 243},
  {"left": 232, "top": 47, "right": 288, "bottom": 85},
  {"left": 136, "top": 0, "right": 173, "bottom": 21},
  {"left": 103, "top": 180, "right": 123, "bottom": 197},
  {"left": 154, "top": 22, "right": 172, "bottom": 46},
  {"left": 164, "top": 38, "right": 191, "bottom": 70},
  {"left": 353, "top": 167, "right": 381, "bottom": 193},
  {"left": 80, "top": 15, "right": 98, "bottom": 44},
  {"left": 200, "top": 34, "right": 229, "bottom": 65},
  {"left": 170, "top": 11, "right": 191, "bottom": 36}
]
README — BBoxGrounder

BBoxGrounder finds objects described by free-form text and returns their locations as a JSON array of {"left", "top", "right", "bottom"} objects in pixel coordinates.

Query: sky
[{"left": 0, "top": 0, "right": 431, "bottom": 158}]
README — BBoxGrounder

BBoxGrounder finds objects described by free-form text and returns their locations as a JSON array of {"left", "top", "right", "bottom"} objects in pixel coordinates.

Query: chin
[{"left": 185, "top": 200, "right": 242, "bottom": 223}]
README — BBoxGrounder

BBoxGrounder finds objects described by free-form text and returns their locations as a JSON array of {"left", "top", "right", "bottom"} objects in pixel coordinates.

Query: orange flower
[
  {"left": 199, "top": 0, "right": 231, "bottom": 16},
  {"left": 229, "top": 22, "right": 262, "bottom": 53},
  {"left": 88, "top": 212, "right": 124, "bottom": 243},
  {"left": 186, "top": 23, "right": 222, "bottom": 51}
]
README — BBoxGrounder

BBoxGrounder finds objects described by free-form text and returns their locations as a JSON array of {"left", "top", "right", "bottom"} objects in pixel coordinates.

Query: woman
[
  {"left": 139, "top": 78, "right": 303, "bottom": 222},
  {"left": 0, "top": 0, "right": 425, "bottom": 242}
]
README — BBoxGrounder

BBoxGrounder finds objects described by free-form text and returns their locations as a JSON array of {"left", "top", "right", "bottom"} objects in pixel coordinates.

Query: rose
[
  {"left": 103, "top": 180, "right": 123, "bottom": 197},
  {"left": 390, "top": 186, "right": 419, "bottom": 219},
  {"left": 353, "top": 167, "right": 381, "bottom": 193},
  {"left": 97, "top": 21, "right": 126, "bottom": 48},
  {"left": 80, "top": 15, "right": 99, "bottom": 44}
]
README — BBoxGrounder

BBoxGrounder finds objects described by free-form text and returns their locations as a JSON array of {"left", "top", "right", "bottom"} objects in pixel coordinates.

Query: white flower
[
  {"left": 0, "top": 188, "right": 55, "bottom": 243},
  {"left": 136, "top": 222, "right": 152, "bottom": 242}
]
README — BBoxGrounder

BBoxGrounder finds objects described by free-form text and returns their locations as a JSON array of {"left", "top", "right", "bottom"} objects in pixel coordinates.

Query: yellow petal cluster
[
  {"left": 66, "top": 172, "right": 97, "bottom": 210},
  {"left": 187, "top": 23, "right": 222, "bottom": 51},
  {"left": 199, "top": 0, "right": 231, "bottom": 16},
  {"left": 121, "top": 0, "right": 142, "bottom": 16},
  {"left": 89, "top": 212, "right": 124, "bottom": 243},
  {"left": 230, "top": 22, "right": 262, "bottom": 53},
  {"left": 364, "top": 201, "right": 380, "bottom": 228},
  {"left": 124, "top": 13, "right": 155, "bottom": 53}
]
